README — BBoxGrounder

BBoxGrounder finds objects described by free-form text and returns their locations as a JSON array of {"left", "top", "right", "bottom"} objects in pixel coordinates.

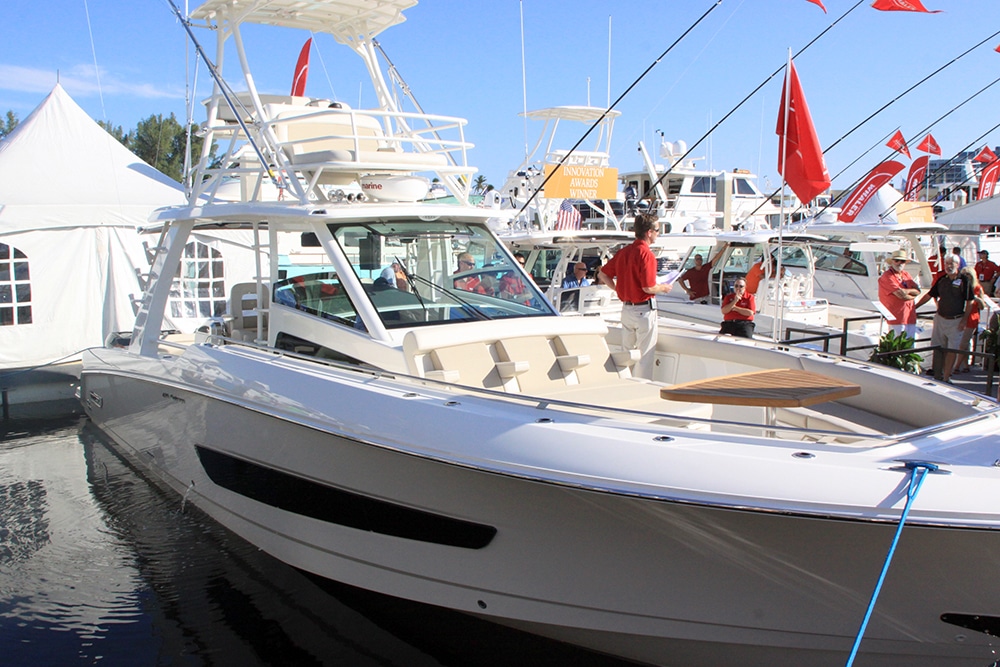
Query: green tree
[
  {"left": 473, "top": 174, "right": 488, "bottom": 193},
  {"left": 128, "top": 113, "right": 212, "bottom": 183},
  {"left": 130, "top": 113, "right": 189, "bottom": 182},
  {"left": 0, "top": 111, "right": 19, "bottom": 139},
  {"left": 98, "top": 120, "right": 130, "bottom": 146}
]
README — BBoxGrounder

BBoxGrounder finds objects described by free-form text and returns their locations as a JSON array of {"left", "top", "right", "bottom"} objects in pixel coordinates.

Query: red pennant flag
[
  {"left": 903, "top": 155, "right": 929, "bottom": 201},
  {"left": 776, "top": 61, "right": 830, "bottom": 204},
  {"left": 290, "top": 38, "right": 312, "bottom": 97},
  {"left": 974, "top": 146, "right": 998, "bottom": 164},
  {"left": 886, "top": 130, "right": 911, "bottom": 159},
  {"left": 871, "top": 0, "right": 942, "bottom": 12},
  {"left": 806, "top": 0, "right": 827, "bottom": 12},
  {"left": 837, "top": 161, "right": 905, "bottom": 222},
  {"left": 996, "top": 44, "right": 1000, "bottom": 54},
  {"left": 916, "top": 133, "right": 941, "bottom": 156}
]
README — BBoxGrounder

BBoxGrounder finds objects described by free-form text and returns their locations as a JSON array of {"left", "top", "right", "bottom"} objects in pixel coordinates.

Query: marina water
[{"left": 0, "top": 416, "right": 635, "bottom": 666}]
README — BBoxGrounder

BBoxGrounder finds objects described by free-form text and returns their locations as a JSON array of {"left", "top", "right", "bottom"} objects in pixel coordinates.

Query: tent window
[
  {"left": 169, "top": 241, "right": 227, "bottom": 319},
  {"left": 0, "top": 243, "right": 32, "bottom": 326}
]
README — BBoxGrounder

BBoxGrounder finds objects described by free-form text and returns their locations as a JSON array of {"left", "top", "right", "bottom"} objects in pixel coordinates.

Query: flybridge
[
  {"left": 181, "top": 0, "right": 476, "bottom": 208},
  {"left": 188, "top": 0, "right": 416, "bottom": 40}
]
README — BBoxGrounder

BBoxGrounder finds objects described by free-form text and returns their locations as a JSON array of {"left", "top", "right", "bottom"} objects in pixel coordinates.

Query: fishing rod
[
  {"left": 749, "top": 25, "right": 1000, "bottom": 223},
  {"left": 515, "top": 0, "right": 724, "bottom": 220},
  {"left": 639, "top": 0, "right": 866, "bottom": 209}
]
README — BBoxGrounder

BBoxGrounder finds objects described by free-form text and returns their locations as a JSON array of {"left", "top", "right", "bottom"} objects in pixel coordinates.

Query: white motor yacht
[
  {"left": 81, "top": 3, "right": 1000, "bottom": 666},
  {"left": 620, "top": 136, "right": 781, "bottom": 233}
]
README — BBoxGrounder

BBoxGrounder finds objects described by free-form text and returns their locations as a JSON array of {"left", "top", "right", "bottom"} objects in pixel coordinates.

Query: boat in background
[
  {"left": 656, "top": 229, "right": 887, "bottom": 355},
  {"left": 620, "top": 133, "right": 781, "bottom": 232},
  {"left": 80, "top": 2, "right": 1000, "bottom": 666},
  {"left": 498, "top": 105, "right": 626, "bottom": 232}
]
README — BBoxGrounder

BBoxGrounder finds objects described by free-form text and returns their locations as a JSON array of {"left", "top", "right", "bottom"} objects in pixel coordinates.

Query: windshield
[{"left": 327, "top": 220, "right": 555, "bottom": 328}]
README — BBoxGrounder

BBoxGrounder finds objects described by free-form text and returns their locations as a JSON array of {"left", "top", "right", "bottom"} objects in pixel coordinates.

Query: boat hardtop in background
[{"left": 80, "top": 2, "right": 1000, "bottom": 666}]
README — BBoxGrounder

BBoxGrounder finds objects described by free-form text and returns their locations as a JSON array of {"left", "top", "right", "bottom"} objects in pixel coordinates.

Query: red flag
[
  {"left": 996, "top": 44, "right": 1000, "bottom": 54},
  {"left": 974, "top": 145, "right": 998, "bottom": 163},
  {"left": 871, "top": 0, "right": 942, "bottom": 12},
  {"left": 776, "top": 61, "right": 830, "bottom": 204},
  {"left": 903, "top": 155, "right": 929, "bottom": 201},
  {"left": 837, "top": 161, "right": 905, "bottom": 222},
  {"left": 806, "top": 0, "right": 827, "bottom": 12},
  {"left": 916, "top": 133, "right": 941, "bottom": 155},
  {"left": 290, "top": 38, "right": 312, "bottom": 97},
  {"left": 979, "top": 162, "right": 1000, "bottom": 200},
  {"left": 886, "top": 129, "right": 911, "bottom": 159}
]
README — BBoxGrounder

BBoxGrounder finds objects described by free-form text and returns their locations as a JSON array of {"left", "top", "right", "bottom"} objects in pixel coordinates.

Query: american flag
[{"left": 554, "top": 200, "right": 582, "bottom": 230}]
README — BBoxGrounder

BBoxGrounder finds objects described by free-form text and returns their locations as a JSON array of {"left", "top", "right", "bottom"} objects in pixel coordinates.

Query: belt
[
  {"left": 622, "top": 300, "right": 653, "bottom": 307},
  {"left": 938, "top": 313, "right": 964, "bottom": 320}
]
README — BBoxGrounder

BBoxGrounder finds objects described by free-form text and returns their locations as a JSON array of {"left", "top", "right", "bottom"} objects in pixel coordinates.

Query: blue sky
[{"left": 3, "top": 0, "right": 1000, "bottom": 194}]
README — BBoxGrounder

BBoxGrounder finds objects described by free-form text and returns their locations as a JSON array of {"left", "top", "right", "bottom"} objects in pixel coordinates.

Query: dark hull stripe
[{"left": 195, "top": 445, "right": 497, "bottom": 549}]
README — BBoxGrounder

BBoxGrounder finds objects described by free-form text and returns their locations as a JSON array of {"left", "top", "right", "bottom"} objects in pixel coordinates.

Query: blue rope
[{"left": 845, "top": 461, "right": 938, "bottom": 667}]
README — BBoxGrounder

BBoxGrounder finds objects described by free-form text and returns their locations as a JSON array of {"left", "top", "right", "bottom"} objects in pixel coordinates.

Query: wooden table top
[{"left": 660, "top": 368, "right": 861, "bottom": 408}]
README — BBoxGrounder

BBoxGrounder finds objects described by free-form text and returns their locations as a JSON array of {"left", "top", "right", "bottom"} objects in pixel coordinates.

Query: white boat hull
[{"left": 81, "top": 347, "right": 1000, "bottom": 667}]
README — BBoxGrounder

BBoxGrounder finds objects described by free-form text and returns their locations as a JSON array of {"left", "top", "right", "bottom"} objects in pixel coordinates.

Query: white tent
[{"left": 0, "top": 84, "right": 186, "bottom": 371}]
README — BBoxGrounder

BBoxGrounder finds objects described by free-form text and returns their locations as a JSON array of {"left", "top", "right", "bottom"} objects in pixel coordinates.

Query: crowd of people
[{"left": 441, "top": 227, "right": 996, "bottom": 385}]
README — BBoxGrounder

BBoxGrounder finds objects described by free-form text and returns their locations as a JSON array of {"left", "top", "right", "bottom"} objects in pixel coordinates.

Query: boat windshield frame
[{"left": 323, "top": 219, "right": 556, "bottom": 328}]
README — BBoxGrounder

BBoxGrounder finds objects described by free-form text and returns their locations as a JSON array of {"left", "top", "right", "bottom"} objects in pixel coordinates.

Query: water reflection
[{"left": 0, "top": 419, "right": 636, "bottom": 667}]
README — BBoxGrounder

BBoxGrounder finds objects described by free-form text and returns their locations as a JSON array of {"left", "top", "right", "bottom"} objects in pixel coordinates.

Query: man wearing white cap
[{"left": 878, "top": 249, "right": 921, "bottom": 339}]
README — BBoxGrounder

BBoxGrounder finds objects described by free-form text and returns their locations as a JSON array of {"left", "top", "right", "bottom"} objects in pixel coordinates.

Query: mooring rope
[{"left": 845, "top": 460, "right": 939, "bottom": 667}]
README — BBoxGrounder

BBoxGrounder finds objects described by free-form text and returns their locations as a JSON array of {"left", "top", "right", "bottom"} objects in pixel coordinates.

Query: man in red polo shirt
[
  {"left": 597, "top": 214, "right": 672, "bottom": 380},
  {"left": 678, "top": 253, "right": 713, "bottom": 302},
  {"left": 975, "top": 249, "right": 998, "bottom": 296}
]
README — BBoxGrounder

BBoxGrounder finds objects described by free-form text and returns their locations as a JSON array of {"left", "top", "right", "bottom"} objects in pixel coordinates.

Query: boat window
[
  {"left": 734, "top": 178, "right": 758, "bottom": 195},
  {"left": 720, "top": 246, "right": 755, "bottom": 275},
  {"left": 691, "top": 176, "right": 716, "bottom": 194},
  {"left": 776, "top": 245, "right": 811, "bottom": 269},
  {"left": 329, "top": 220, "right": 556, "bottom": 328},
  {"left": 272, "top": 272, "right": 360, "bottom": 328},
  {"left": 526, "top": 248, "right": 564, "bottom": 287},
  {"left": 812, "top": 244, "right": 868, "bottom": 276},
  {"left": 0, "top": 243, "right": 31, "bottom": 326},
  {"left": 169, "top": 240, "right": 227, "bottom": 319},
  {"left": 678, "top": 246, "right": 714, "bottom": 270}
]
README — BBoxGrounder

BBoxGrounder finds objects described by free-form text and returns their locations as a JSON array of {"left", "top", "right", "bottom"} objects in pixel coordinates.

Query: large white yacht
[
  {"left": 620, "top": 135, "right": 782, "bottom": 232},
  {"left": 81, "top": 3, "right": 1000, "bottom": 666}
]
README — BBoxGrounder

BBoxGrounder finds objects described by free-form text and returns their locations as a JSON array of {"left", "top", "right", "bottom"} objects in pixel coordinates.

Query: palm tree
[{"left": 473, "top": 174, "right": 488, "bottom": 194}]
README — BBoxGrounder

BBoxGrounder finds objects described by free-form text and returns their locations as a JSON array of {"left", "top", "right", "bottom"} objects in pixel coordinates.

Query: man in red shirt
[
  {"left": 719, "top": 279, "right": 755, "bottom": 338},
  {"left": 597, "top": 214, "right": 672, "bottom": 379},
  {"left": 975, "top": 249, "right": 998, "bottom": 296},
  {"left": 877, "top": 249, "right": 921, "bottom": 339},
  {"left": 678, "top": 253, "right": 713, "bottom": 302}
]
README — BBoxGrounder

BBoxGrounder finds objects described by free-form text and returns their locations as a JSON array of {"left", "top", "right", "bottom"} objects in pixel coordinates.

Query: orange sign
[
  {"left": 542, "top": 164, "right": 619, "bottom": 200},
  {"left": 895, "top": 201, "right": 935, "bottom": 223}
]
